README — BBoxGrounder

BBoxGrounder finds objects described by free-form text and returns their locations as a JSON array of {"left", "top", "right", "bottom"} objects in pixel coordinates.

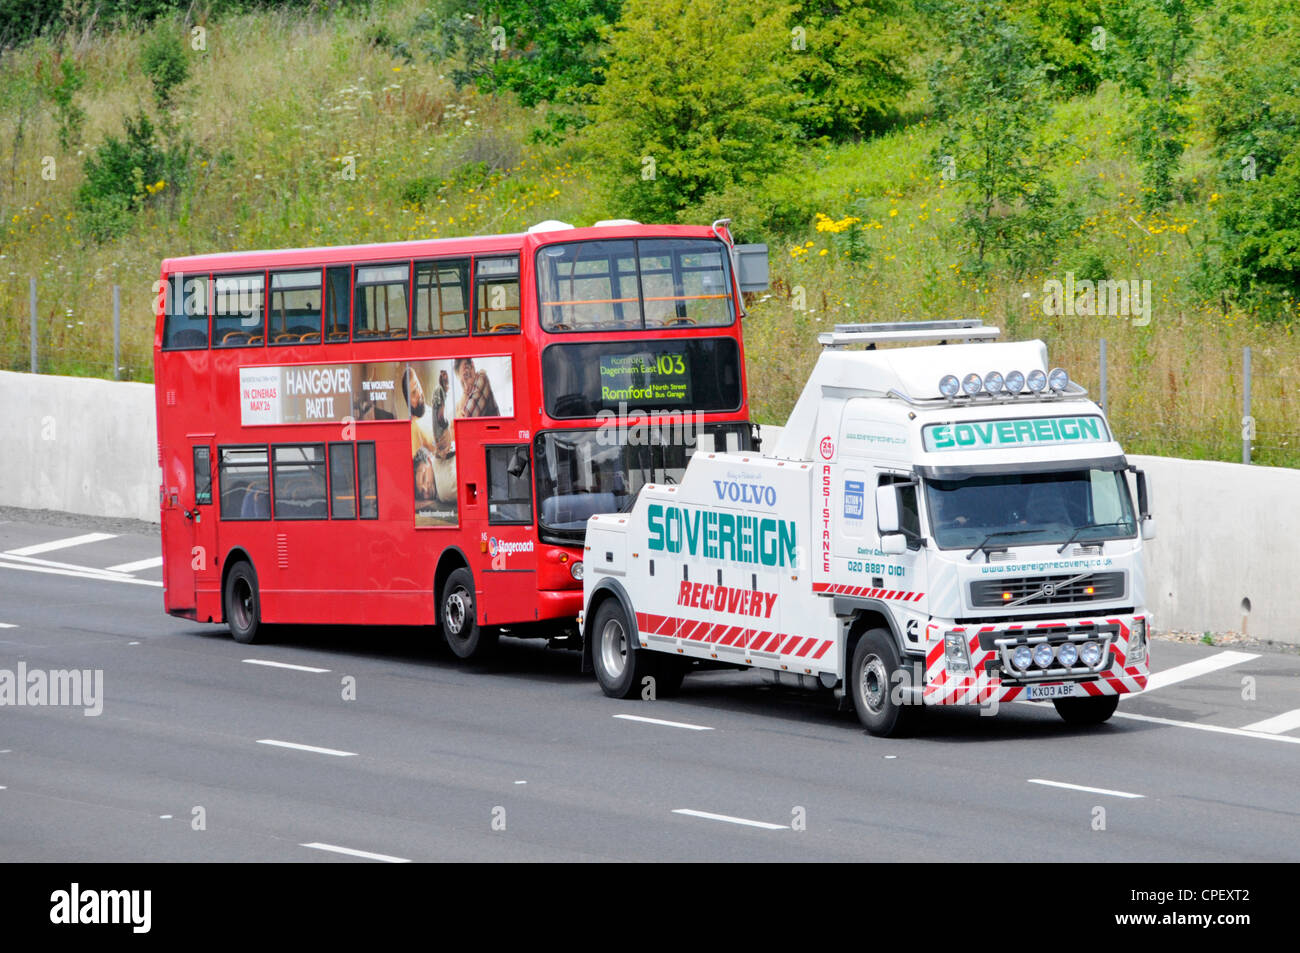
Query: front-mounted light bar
[{"left": 936, "top": 367, "right": 1072, "bottom": 400}]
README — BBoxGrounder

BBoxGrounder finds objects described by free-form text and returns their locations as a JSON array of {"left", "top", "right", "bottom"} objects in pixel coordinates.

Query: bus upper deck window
[
  {"left": 212, "top": 273, "right": 265, "bottom": 347},
  {"left": 414, "top": 259, "right": 470, "bottom": 337},
  {"left": 475, "top": 256, "right": 520, "bottom": 334},
  {"left": 268, "top": 270, "right": 322, "bottom": 345},
  {"left": 353, "top": 263, "right": 410, "bottom": 341},
  {"left": 163, "top": 273, "right": 209, "bottom": 349}
]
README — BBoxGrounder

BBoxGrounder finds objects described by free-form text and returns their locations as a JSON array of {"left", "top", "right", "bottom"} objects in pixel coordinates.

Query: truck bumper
[{"left": 921, "top": 614, "right": 1150, "bottom": 706}]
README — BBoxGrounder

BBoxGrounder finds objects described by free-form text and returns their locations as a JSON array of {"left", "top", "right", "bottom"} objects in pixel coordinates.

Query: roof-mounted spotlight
[
  {"left": 983, "top": 371, "right": 1005, "bottom": 394},
  {"left": 1048, "top": 367, "right": 1070, "bottom": 393},
  {"left": 939, "top": 374, "right": 961, "bottom": 398},
  {"left": 961, "top": 372, "right": 983, "bottom": 396},
  {"left": 1026, "top": 369, "right": 1048, "bottom": 393},
  {"left": 1005, "top": 370, "right": 1025, "bottom": 395}
]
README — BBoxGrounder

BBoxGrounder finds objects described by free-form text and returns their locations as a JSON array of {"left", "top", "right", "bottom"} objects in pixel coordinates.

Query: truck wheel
[
  {"left": 653, "top": 657, "right": 689, "bottom": 698},
  {"left": 590, "top": 599, "right": 654, "bottom": 699},
  {"left": 224, "top": 561, "right": 265, "bottom": 645},
  {"left": 850, "top": 628, "right": 917, "bottom": 737},
  {"left": 441, "top": 568, "right": 498, "bottom": 660},
  {"left": 1053, "top": 695, "right": 1119, "bottom": 725}
]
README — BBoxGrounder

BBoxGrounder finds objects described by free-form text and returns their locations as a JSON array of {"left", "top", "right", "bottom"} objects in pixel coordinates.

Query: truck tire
[
  {"left": 590, "top": 598, "right": 655, "bottom": 699},
  {"left": 1053, "top": 694, "right": 1119, "bottom": 725},
  {"left": 441, "top": 567, "right": 498, "bottom": 660},
  {"left": 850, "top": 628, "right": 918, "bottom": 737},
  {"left": 224, "top": 561, "right": 265, "bottom": 645},
  {"left": 653, "top": 657, "right": 688, "bottom": 698}
]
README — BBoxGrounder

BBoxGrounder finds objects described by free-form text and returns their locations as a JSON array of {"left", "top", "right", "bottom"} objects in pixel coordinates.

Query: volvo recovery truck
[{"left": 579, "top": 320, "right": 1153, "bottom": 736}]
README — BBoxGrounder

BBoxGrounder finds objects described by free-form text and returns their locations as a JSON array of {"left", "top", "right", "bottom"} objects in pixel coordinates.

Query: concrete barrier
[
  {"left": 0, "top": 375, "right": 1294, "bottom": 642},
  {"left": 1, "top": 370, "right": 159, "bottom": 523},
  {"left": 758, "top": 425, "right": 1298, "bottom": 644}
]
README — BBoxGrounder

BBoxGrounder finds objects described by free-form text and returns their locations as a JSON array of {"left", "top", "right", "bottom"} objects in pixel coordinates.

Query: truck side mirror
[
  {"left": 875, "top": 484, "right": 900, "bottom": 535},
  {"left": 1131, "top": 467, "right": 1154, "bottom": 539},
  {"left": 1141, "top": 518, "right": 1156, "bottom": 541},
  {"left": 881, "top": 534, "right": 907, "bottom": 555}
]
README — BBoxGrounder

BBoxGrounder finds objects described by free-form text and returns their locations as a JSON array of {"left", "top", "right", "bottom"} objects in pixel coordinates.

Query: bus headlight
[
  {"left": 571, "top": 561, "right": 584, "bottom": 581},
  {"left": 1129, "top": 618, "right": 1147, "bottom": 663}
]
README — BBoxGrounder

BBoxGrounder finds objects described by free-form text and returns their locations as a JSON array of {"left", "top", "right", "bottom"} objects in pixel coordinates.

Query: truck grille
[{"left": 970, "top": 572, "right": 1124, "bottom": 609}]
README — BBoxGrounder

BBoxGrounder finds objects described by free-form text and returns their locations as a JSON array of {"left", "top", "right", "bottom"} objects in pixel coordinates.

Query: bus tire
[
  {"left": 850, "top": 628, "right": 917, "bottom": 737},
  {"left": 1053, "top": 694, "right": 1119, "bottom": 725},
  {"left": 441, "top": 567, "right": 497, "bottom": 660},
  {"left": 224, "top": 561, "right": 265, "bottom": 645},
  {"left": 590, "top": 598, "right": 653, "bottom": 699}
]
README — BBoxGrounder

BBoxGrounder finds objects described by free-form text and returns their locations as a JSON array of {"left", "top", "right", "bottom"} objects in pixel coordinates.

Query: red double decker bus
[{"left": 153, "top": 220, "right": 763, "bottom": 659}]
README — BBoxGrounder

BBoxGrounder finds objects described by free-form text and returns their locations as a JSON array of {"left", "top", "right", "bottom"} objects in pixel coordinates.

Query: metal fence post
[
  {"left": 1099, "top": 338, "right": 1107, "bottom": 412},
  {"left": 29, "top": 277, "right": 37, "bottom": 373},
  {"left": 1243, "top": 345, "right": 1252, "bottom": 465},
  {"left": 113, "top": 285, "right": 121, "bottom": 381}
]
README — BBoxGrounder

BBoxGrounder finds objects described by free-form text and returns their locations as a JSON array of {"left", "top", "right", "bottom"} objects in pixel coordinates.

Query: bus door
[{"left": 163, "top": 438, "right": 217, "bottom": 611}]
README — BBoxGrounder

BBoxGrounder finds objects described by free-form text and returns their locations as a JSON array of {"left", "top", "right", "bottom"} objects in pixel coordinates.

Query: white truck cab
[{"left": 580, "top": 320, "right": 1153, "bottom": 736}]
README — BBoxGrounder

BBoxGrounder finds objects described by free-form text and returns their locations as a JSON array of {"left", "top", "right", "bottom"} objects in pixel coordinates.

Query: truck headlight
[
  {"left": 1033, "top": 643, "right": 1055, "bottom": 668},
  {"left": 1129, "top": 618, "right": 1147, "bottom": 663},
  {"left": 1057, "top": 642, "right": 1078, "bottom": 667},
  {"left": 1080, "top": 641, "right": 1103, "bottom": 667},
  {"left": 945, "top": 633, "right": 971, "bottom": 673},
  {"left": 1012, "top": 645, "right": 1033, "bottom": 671}
]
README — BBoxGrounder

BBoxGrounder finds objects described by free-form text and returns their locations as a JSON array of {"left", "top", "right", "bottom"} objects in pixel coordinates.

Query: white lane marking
[
  {"left": 243, "top": 658, "right": 330, "bottom": 674},
  {"left": 159, "top": 815, "right": 172, "bottom": 820},
  {"left": 614, "top": 713, "right": 713, "bottom": 731},
  {"left": 103, "top": 556, "right": 163, "bottom": 573},
  {"left": 6, "top": 532, "right": 116, "bottom": 556},
  {"left": 1114, "top": 711, "right": 1300, "bottom": 745},
  {"left": 0, "top": 623, "right": 15, "bottom": 628},
  {"left": 1145, "top": 650, "right": 1258, "bottom": 692},
  {"left": 672, "top": 809, "right": 788, "bottom": 830},
  {"left": 1240, "top": 709, "right": 1300, "bottom": 735},
  {"left": 514, "top": 780, "right": 526, "bottom": 785},
  {"left": 0, "top": 560, "right": 163, "bottom": 588},
  {"left": 1029, "top": 778, "right": 1145, "bottom": 799},
  {"left": 301, "top": 842, "right": 410, "bottom": 863},
  {"left": 256, "top": 739, "right": 356, "bottom": 757}
]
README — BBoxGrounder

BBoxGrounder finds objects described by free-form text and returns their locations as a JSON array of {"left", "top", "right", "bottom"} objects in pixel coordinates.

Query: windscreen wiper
[
  {"left": 1055, "top": 520, "right": 1134, "bottom": 554},
  {"left": 965, "top": 529, "right": 1043, "bottom": 561}
]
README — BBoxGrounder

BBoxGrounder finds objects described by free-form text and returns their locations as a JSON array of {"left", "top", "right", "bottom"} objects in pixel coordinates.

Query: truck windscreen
[
  {"left": 534, "top": 423, "right": 752, "bottom": 543},
  {"left": 924, "top": 468, "right": 1137, "bottom": 550}
]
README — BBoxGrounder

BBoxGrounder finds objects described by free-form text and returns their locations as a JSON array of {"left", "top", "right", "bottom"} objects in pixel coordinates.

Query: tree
[
  {"left": 586, "top": 0, "right": 801, "bottom": 223},
  {"left": 926, "top": 0, "right": 1072, "bottom": 274}
]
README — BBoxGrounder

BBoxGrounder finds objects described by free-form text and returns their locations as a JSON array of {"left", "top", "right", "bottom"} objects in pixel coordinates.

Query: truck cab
[{"left": 581, "top": 320, "right": 1153, "bottom": 736}]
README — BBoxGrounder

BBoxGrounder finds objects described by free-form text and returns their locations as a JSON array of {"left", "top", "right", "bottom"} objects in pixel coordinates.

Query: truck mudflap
[{"left": 921, "top": 616, "right": 1150, "bottom": 706}]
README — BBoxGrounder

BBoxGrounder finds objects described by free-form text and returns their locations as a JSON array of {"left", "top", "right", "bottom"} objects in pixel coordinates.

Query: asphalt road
[{"left": 1, "top": 511, "right": 1297, "bottom": 862}]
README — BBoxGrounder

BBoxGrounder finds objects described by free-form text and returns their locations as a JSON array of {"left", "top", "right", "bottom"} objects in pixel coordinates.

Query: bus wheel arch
[
  {"left": 437, "top": 560, "right": 498, "bottom": 661},
  {"left": 432, "top": 547, "right": 470, "bottom": 622}
]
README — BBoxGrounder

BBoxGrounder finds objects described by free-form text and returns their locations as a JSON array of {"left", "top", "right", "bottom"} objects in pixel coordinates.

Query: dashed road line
[
  {"left": 103, "top": 556, "right": 163, "bottom": 574},
  {"left": 256, "top": 739, "right": 356, "bottom": 757},
  {"left": 614, "top": 713, "right": 713, "bottom": 731},
  {"left": 1115, "top": 711, "right": 1300, "bottom": 745},
  {"left": 1144, "top": 650, "right": 1258, "bottom": 692},
  {"left": 1239, "top": 709, "right": 1300, "bottom": 735},
  {"left": 6, "top": 533, "right": 117, "bottom": 557},
  {"left": 1029, "top": 778, "right": 1145, "bottom": 799},
  {"left": 242, "top": 659, "right": 330, "bottom": 674},
  {"left": 301, "top": 842, "right": 410, "bottom": 863},
  {"left": 672, "top": 809, "right": 787, "bottom": 830}
]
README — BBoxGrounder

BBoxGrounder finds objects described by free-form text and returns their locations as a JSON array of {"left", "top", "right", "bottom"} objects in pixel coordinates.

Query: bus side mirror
[
  {"left": 875, "top": 484, "right": 900, "bottom": 535},
  {"left": 508, "top": 448, "right": 529, "bottom": 478}
]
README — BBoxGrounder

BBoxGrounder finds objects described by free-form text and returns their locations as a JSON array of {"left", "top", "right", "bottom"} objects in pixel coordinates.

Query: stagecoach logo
[{"left": 488, "top": 537, "right": 534, "bottom": 557}]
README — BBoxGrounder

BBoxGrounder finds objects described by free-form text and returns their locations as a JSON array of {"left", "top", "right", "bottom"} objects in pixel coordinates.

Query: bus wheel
[
  {"left": 224, "top": 561, "right": 265, "bottom": 645},
  {"left": 441, "top": 568, "right": 497, "bottom": 660},
  {"left": 849, "top": 629, "right": 916, "bottom": 737},
  {"left": 1053, "top": 695, "right": 1119, "bottom": 726},
  {"left": 590, "top": 599, "right": 653, "bottom": 699}
]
